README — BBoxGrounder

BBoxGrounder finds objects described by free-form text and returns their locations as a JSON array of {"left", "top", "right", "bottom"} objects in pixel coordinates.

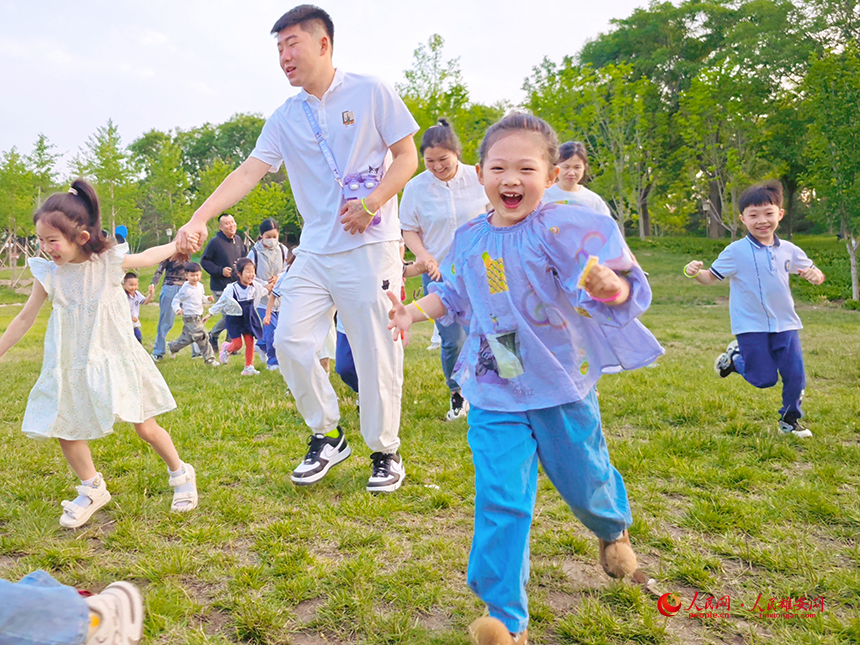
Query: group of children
[{"left": 0, "top": 112, "right": 828, "bottom": 645}]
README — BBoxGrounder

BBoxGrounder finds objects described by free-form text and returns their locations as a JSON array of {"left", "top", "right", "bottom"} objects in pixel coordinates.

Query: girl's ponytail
[{"left": 69, "top": 179, "right": 101, "bottom": 230}]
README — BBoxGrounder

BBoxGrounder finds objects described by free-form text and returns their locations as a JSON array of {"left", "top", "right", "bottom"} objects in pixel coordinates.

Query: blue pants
[
  {"left": 734, "top": 330, "right": 805, "bottom": 423},
  {"left": 152, "top": 283, "right": 179, "bottom": 358},
  {"left": 0, "top": 570, "right": 89, "bottom": 645},
  {"left": 256, "top": 306, "right": 279, "bottom": 366},
  {"left": 467, "top": 391, "right": 632, "bottom": 633},
  {"left": 335, "top": 331, "right": 359, "bottom": 393},
  {"left": 133, "top": 327, "right": 142, "bottom": 343},
  {"left": 422, "top": 274, "right": 467, "bottom": 393}
]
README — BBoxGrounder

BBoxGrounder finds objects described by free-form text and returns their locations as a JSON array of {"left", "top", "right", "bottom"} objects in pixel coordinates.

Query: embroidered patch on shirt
[
  {"left": 482, "top": 252, "right": 508, "bottom": 294},
  {"left": 342, "top": 111, "right": 355, "bottom": 126}
]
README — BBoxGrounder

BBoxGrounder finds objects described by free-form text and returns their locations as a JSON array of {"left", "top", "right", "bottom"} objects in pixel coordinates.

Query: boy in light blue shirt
[{"left": 684, "top": 180, "right": 825, "bottom": 437}]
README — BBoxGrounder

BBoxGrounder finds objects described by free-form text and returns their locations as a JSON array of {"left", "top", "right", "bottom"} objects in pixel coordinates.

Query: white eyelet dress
[{"left": 23, "top": 244, "right": 177, "bottom": 440}]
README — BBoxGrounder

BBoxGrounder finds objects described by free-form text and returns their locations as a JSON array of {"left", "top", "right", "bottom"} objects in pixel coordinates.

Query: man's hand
[
  {"left": 176, "top": 219, "right": 207, "bottom": 254},
  {"left": 583, "top": 265, "right": 630, "bottom": 305},
  {"left": 386, "top": 290, "right": 412, "bottom": 345},
  {"left": 798, "top": 266, "right": 825, "bottom": 285},
  {"left": 222, "top": 267, "right": 232, "bottom": 278},
  {"left": 340, "top": 199, "right": 376, "bottom": 235}
]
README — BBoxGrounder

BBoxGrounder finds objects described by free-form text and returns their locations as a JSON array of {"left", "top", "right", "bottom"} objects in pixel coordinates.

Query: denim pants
[
  {"left": 467, "top": 391, "right": 632, "bottom": 633},
  {"left": 152, "top": 283, "right": 179, "bottom": 358},
  {"left": 256, "top": 306, "right": 279, "bottom": 366},
  {"left": 0, "top": 570, "right": 89, "bottom": 645},
  {"left": 734, "top": 330, "right": 805, "bottom": 423},
  {"left": 422, "top": 274, "right": 467, "bottom": 393}
]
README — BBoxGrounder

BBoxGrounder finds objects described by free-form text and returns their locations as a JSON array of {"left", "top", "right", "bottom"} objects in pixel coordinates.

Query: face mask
[{"left": 262, "top": 238, "right": 277, "bottom": 249}]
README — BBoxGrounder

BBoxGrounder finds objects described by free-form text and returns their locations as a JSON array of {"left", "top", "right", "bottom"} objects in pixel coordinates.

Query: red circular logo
[{"left": 657, "top": 593, "right": 682, "bottom": 617}]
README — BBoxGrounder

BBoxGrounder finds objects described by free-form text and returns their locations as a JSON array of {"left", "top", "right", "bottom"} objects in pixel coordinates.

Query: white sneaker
[
  {"left": 255, "top": 346, "right": 268, "bottom": 364},
  {"left": 446, "top": 391, "right": 469, "bottom": 421},
  {"left": 291, "top": 428, "right": 351, "bottom": 485},
  {"left": 779, "top": 419, "right": 813, "bottom": 438},
  {"left": 241, "top": 366, "right": 260, "bottom": 376},
  {"left": 219, "top": 342, "right": 230, "bottom": 365},
  {"left": 267, "top": 364, "right": 280, "bottom": 371},
  {"left": 426, "top": 341, "right": 441, "bottom": 351},
  {"left": 367, "top": 452, "right": 405, "bottom": 493},
  {"left": 85, "top": 581, "right": 144, "bottom": 645}
]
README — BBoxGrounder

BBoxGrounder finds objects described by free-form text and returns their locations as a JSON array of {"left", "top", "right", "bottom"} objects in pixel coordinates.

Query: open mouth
[{"left": 501, "top": 192, "right": 523, "bottom": 208}]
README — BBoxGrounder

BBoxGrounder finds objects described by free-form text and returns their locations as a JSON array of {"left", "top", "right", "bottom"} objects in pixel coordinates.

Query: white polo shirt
[
  {"left": 250, "top": 68, "right": 419, "bottom": 255},
  {"left": 709, "top": 233, "right": 815, "bottom": 335},
  {"left": 400, "top": 163, "right": 489, "bottom": 261},
  {"left": 543, "top": 184, "right": 611, "bottom": 216}
]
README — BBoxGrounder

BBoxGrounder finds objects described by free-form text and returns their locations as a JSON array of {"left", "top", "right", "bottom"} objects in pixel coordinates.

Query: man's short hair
[
  {"left": 184, "top": 262, "right": 202, "bottom": 274},
  {"left": 271, "top": 4, "right": 334, "bottom": 49},
  {"left": 739, "top": 180, "right": 783, "bottom": 213},
  {"left": 218, "top": 213, "right": 234, "bottom": 222}
]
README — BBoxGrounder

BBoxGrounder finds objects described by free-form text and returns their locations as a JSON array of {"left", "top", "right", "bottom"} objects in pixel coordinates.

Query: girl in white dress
[{"left": 0, "top": 180, "right": 199, "bottom": 528}]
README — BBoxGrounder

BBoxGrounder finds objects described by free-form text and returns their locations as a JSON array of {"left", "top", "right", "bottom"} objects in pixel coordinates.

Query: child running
[
  {"left": 212, "top": 257, "right": 271, "bottom": 375},
  {"left": 684, "top": 180, "right": 825, "bottom": 438},
  {"left": 167, "top": 261, "right": 219, "bottom": 366},
  {"left": 123, "top": 272, "right": 154, "bottom": 343},
  {"left": 543, "top": 141, "right": 611, "bottom": 216},
  {"left": 387, "top": 114, "right": 663, "bottom": 645},
  {"left": 0, "top": 180, "right": 199, "bottom": 528}
]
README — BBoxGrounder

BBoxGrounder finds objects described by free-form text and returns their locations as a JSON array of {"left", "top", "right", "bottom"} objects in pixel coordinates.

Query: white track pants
[{"left": 274, "top": 241, "right": 403, "bottom": 453}]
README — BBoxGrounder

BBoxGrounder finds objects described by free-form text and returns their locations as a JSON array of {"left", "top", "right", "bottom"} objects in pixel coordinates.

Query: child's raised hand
[
  {"left": 798, "top": 266, "right": 825, "bottom": 285},
  {"left": 684, "top": 260, "right": 703, "bottom": 278},
  {"left": 583, "top": 265, "right": 628, "bottom": 303},
  {"left": 148, "top": 284, "right": 155, "bottom": 296},
  {"left": 386, "top": 290, "right": 412, "bottom": 345}
]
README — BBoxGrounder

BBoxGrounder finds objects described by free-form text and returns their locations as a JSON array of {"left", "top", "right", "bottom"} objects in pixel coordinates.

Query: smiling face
[
  {"left": 238, "top": 263, "right": 256, "bottom": 286},
  {"left": 36, "top": 220, "right": 89, "bottom": 266},
  {"left": 558, "top": 155, "right": 586, "bottom": 192},
  {"left": 423, "top": 146, "right": 459, "bottom": 183},
  {"left": 219, "top": 215, "right": 237, "bottom": 239},
  {"left": 123, "top": 276, "right": 139, "bottom": 296},
  {"left": 186, "top": 270, "right": 201, "bottom": 286},
  {"left": 739, "top": 203, "right": 784, "bottom": 245},
  {"left": 276, "top": 22, "right": 329, "bottom": 89},
  {"left": 476, "top": 131, "right": 558, "bottom": 227}
]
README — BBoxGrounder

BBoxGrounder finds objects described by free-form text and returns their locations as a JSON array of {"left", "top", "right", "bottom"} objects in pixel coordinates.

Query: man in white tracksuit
[{"left": 177, "top": 4, "right": 418, "bottom": 493}]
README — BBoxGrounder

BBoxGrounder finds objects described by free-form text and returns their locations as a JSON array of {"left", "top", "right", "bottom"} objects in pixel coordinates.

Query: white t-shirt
[
  {"left": 544, "top": 184, "right": 611, "bottom": 217},
  {"left": 400, "top": 163, "right": 489, "bottom": 262},
  {"left": 172, "top": 282, "right": 207, "bottom": 316},
  {"left": 250, "top": 68, "right": 419, "bottom": 255},
  {"left": 126, "top": 290, "right": 146, "bottom": 327}
]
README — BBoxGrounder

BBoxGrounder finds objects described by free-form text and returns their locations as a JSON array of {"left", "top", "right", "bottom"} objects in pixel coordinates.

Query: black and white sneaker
[
  {"left": 446, "top": 391, "right": 469, "bottom": 421},
  {"left": 778, "top": 417, "right": 813, "bottom": 439},
  {"left": 714, "top": 340, "right": 740, "bottom": 378},
  {"left": 366, "top": 452, "right": 405, "bottom": 493},
  {"left": 291, "top": 427, "right": 352, "bottom": 486}
]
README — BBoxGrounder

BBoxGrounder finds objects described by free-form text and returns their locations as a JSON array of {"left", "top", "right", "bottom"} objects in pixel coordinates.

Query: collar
[
  {"left": 216, "top": 230, "right": 238, "bottom": 244},
  {"left": 429, "top": 161, "right": 465, "bottom": 187},
  {"left": 745, "top": 232, "right": 780, "bottom": 248},
  {"left": 298, "top": 67, "right": 345, "bottom": 102}
]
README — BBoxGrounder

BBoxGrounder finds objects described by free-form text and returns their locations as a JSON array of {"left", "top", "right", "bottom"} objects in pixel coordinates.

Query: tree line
[{"left": 1, "top": 0, "right": 858, "bottom": 299}]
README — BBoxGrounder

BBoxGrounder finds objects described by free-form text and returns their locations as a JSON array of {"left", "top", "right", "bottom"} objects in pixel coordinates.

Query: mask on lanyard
[{"left": 263, "top": 238, "right": 277, "bottom": 249}]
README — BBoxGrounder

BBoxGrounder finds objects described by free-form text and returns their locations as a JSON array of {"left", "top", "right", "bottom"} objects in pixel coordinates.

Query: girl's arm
[
  {"left": 142, "top": 284, "right": 155, "bottom": 305},
  {"left": 386, "top": 292, "right": 446, "bottom": 346},
  {"left": 402, "top": 230, "right": 440, "bottom": 280},
  {"left": 0, "top": 282, "right": 48, "bottom": 359},
  {"left": 263, "top": 294, "right": 276, "bottom": 325},
  {"left": 123, "top": 241, "right": 181, "bottom": 271}
]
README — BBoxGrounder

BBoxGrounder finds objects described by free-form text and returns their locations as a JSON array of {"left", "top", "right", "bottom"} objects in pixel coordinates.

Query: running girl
[{"left": 0, "top": 180, "right": 199, "bottom": 528}]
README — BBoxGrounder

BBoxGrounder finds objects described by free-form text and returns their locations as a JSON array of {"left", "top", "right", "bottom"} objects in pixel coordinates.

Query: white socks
[
  {"left": 168, "top": 463, "right": 195, "bottom": 510},
  {"left": 73, "top": 476, "right": 99, "bottom": 509}
]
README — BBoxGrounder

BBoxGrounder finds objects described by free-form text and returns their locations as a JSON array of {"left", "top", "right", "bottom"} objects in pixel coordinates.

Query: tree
[
  {"left": 397, "top": 34, "right": 470, "bottom": 145},
  {"left": 80, "top": 119, "right": 140, "bottom": 239},
  {"left": 0, "top": 148, "right": 36, "bottom": 276},
  {"left": 27, "top": 134, "right": 60, "bottom": 208},
  {"left": 803, "top": 44, "right": 860, "bottom": 301}
]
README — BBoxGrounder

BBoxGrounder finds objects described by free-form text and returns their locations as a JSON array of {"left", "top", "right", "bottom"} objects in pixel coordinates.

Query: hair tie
[{"left": 68, "top": 187, "right": 78, "bottom": 196}]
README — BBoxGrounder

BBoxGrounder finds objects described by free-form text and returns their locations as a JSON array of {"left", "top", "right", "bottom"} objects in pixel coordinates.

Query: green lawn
[{"left": 0, "top": 241, "right": 858, "bottom": 644}]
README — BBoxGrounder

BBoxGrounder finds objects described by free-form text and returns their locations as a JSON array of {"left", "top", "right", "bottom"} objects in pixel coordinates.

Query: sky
[{"left": 0, "top": 0, "right": 647, "bottom": 171}]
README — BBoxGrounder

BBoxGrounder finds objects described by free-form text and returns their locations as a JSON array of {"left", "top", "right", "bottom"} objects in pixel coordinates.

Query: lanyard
[{"left": 301, "top": 101, "right": 344, "bottom": 188}]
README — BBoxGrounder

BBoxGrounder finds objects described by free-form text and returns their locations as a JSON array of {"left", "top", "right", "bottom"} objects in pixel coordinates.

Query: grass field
[{"left": 0, "top": 238, "right": 858, "bottom": 645}]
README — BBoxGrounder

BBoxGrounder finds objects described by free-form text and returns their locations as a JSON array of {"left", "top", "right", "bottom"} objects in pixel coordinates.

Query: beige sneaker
[
  {"left": 599, "top": 530, "right": 650, "bottom": 583},
  {"left": 84, "top": 581, "right": 144, "bottom": 645},
  {"left": 468, "top": 617, "right": 528, "bottom": 645}
]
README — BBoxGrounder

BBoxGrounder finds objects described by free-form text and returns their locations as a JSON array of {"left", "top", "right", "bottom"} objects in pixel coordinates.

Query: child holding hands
[
  {"left": 123, "top": 272, "right": 154, "bottom": 344},
  {"left": 387, "top": 114, "right": 663, "bottom": 645},
  {"left": 0, "top": 180, "right": 198, "bottom": 528},
  {"left": 684, "top": 180, "right": 825, "bottom": 438}
]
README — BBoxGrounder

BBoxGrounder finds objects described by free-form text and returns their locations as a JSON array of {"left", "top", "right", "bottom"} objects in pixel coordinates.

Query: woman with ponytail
[{"left": 401, "top": 119, "right": 489, "bottom": 420}]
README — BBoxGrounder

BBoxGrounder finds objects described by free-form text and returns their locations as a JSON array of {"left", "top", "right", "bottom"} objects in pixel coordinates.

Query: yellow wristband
[
  {"left": 360, "top": 197, "right": 376, "bottom": 216},
  {"left": 412, "top": 302, "right": 434, "bottom": 322},
  {"left": 683, "top": 267, "right": 699, "bottom": 278}
]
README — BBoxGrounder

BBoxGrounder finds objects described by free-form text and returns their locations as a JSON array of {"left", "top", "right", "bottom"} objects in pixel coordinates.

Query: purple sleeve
[{"left": 427, "top": 239, "right": 471, "bottom": 327}]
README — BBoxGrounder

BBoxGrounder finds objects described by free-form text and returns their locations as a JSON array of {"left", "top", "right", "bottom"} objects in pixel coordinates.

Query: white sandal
[
  {"left": 59, "top": 474, "right": 111, "bottom": 529},
  {"left": 169, "top": 463, "right": 198, "bottom": 512}
]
